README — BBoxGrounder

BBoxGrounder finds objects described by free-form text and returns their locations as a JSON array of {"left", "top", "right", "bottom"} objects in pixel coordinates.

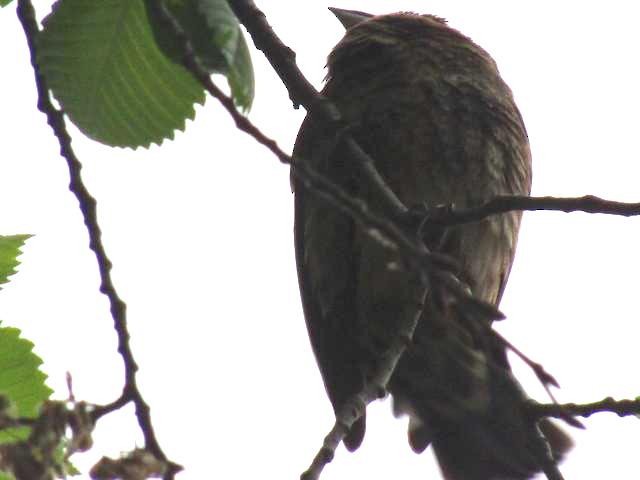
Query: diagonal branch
[
  {"left": 227, "top": 0, "right": 408, "bottom": 220},
  {"left": 15, "top": 1, "right": 180, "bottom": 478}
]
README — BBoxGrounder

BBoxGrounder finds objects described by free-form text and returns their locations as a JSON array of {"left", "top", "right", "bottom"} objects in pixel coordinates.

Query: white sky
[{"left": 1, "top": 1, "right": 640, "bottom": 479}]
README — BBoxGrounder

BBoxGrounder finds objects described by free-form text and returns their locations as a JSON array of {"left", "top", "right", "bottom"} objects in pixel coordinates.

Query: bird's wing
[{"left": 292, "top": 115, "right": 366, "bottom": 451}]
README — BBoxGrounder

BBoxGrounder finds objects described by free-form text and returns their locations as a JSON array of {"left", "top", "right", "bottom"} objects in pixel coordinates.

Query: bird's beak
[{"left": 328, "top": 7, "right": 373, "bottom": 29}]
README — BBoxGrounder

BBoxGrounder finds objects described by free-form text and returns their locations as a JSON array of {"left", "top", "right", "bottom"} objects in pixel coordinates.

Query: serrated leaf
[
  {"left": 37, "top": 0, "right": 206, "bottom": 148},
  {"left": 0, "top": 326, "right": 52, "bottom": 443},
  {"left": 146, "top": 0, "right": 254, "bottom": 110},
  {"left": 0, "top": 235, "right": 31, "bottom": 288}
]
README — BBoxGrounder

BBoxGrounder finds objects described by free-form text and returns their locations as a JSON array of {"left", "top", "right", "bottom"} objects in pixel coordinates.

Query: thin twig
[
  {"left": 491, "top": 330, "right": 559, "bottom": 388},
  {"left": 15, "top": 1, "right": 180, "bottom": 478},
  {"left": 91, "top": 393, "right": 131, "bottom": 420},
  {"left": 421, "top": 195, "right": 640, "bottom": 226},
  {"left": 530, "top": 397, "right": 640, "bottom": 420}
]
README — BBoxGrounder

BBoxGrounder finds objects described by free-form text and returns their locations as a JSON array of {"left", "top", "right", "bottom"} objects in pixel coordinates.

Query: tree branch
[
  {"left": 227, "top": 0, "right": 408, "bottom": 219},
  {"left": 530, "top": 397, "right": 640, "bottom": 420},
  {"left": 420, "top": 194, "right": 640, "bottom": 227},
  {"left": 15, "top": 1, "right": 180, "bottom": 478}
]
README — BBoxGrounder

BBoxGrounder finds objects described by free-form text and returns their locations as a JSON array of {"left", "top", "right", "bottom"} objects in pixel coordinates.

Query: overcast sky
[{"left": 1, "top": 1, "right": 640, "bottom": 479}]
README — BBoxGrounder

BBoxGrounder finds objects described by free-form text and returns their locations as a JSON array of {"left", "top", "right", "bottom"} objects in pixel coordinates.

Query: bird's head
[
  {"left": 328, "top": 7, "right": 448, "bottom": 31},
  {"left": 325, "top": 8, "right": 498, "bottom": 88}
]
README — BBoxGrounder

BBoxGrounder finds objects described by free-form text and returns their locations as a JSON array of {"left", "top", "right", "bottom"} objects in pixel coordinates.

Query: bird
[{"left": 292, "top": 8, "right": 572, "bottom": 480}]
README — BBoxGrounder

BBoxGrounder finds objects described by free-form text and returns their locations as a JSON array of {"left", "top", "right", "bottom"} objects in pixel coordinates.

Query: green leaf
[
  {"left": 0, "top": 472, "right": 15, "bottom": 480},
  {"left": 146, "top": 0, "right": 254, "bottom": 110},
  {"left": 0, "top": 235, "right": 31, "bottom": 288},
  {"left": 225, "top": 25, "right": 254, "bottom": 111},
  {"left": 0, "top": 326, "right": 52, "bottom": 443},
  {"left": 37, "top": 0, "right": 206, "bottom": 148},
  {"left": 0, "top": 0, "right": 14, "bottom": 8}
]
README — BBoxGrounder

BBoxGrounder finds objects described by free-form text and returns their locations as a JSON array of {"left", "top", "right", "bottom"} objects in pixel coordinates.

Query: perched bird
[{"left": 293, "top": 8, "right": 572, "bottom": 480}]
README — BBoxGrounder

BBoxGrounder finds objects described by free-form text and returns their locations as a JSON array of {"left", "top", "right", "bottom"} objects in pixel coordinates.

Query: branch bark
[
  {"left": 530, "top": 397, "right": 640, "bottom": 420},
  {"left": 419, "top": 194, "right": 640, "bottom": 227}
]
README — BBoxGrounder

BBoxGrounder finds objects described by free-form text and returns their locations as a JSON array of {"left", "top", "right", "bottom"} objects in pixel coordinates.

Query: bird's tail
[{"left": 389, "top": 310, "right": 572, "bottom": 480}]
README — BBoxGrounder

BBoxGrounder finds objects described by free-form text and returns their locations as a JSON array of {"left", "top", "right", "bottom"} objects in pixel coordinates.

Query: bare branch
[
  {"left": 421, "top": 195, "right": 640, "bottom": 227},
  {"left": 530, "top": 397, "right": 640, "bottom": 420},
  {"left": 491, "top": 330, "right": 560, "bottom": 388}
]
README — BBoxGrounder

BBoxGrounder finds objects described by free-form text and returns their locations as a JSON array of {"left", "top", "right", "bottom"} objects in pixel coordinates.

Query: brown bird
[{"left": 293, "top": 8, "right": 571, "bottom": 480}]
